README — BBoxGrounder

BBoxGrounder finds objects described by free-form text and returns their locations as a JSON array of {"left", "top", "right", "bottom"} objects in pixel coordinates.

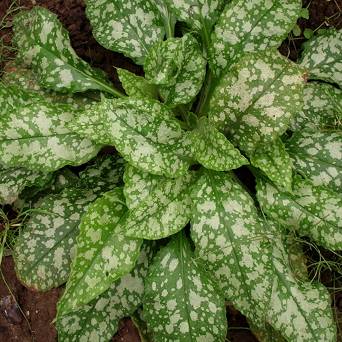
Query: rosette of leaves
[{"left": 2, "top": 2, "right": 341, "bottom": 341}]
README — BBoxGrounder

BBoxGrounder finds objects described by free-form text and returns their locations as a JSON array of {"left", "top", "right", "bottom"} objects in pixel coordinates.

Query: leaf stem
[{"left": 196, "top": 68, "right": 213, "bottom": 116}]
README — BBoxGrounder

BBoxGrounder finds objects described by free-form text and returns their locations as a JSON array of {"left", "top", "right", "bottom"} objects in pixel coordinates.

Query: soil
[{"left": 0, "top": 0, "right": 341, "bottom": 341}]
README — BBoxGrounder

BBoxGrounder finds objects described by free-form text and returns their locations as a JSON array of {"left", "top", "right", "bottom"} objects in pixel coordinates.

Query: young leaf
[
  {"left": 70, "top": 97, "right": 190, "bottom": 177},
  {"left": 13, "top": 7, "right": 118, "bottom": 95},
  {"left": 250, "top": 138, "right": 292, "bottom": 191},
  {"left": 13, "top": 188, "right": 98, "bottom": 291},
  {"left": 209, "top": 0, "right": 302, "bottom": 76},
  {"left": 165, "top": 0, "right": 225, "bottom": 32},
  {"left": 56, "top": 243, "right": 154, "bottom": 342},
  {"left": 0, "top": 100, "right": 101, "bottom": 172},
  {"left": 143, "top": 232, "right": 227, "bottom": 342},
  {"left": 257, "top": 176, "right": 342, "bottom": 250},
  {"left": 124, "top": 170, "right": 196, "bottom": 239},
  {"left": 117, "top": 68, "right": 158, "bottom": 99},
  {"left": 286, "top": 130, "right": 342, "bottom": 192},
  {"left": 86, "top": 0, "right": 165, "bottom": 64},
  {"left": 300, "top": 29, "right": 342, "bottom": 87},
  {"left": 79, "top": 155, "right": 125, "bottom": 194},
  {"left": 0, "top": 166, "right": 52, "bottom": 205},
  {"left": 144, "top": 34, "right": 206, "bottom": 107},
  {"left": 190, "top": 117, "right": 248, "bottom": 171},
  {"left": 58, "top": 189, "right": 142, "bottom": 315},
  {"left": 191, "top": 171, "right": 336, "bottom": 341},
  {"left": 208, "top": 51, "right": 305, "bottom": 154},
  {"left": 290, "top": 82, "right": 342, "bottom": 131}
]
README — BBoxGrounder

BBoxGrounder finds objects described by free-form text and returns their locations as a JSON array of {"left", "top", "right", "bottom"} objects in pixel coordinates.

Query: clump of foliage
[{"left": 0, "top": 1, "right": 341, "bottom": 341}]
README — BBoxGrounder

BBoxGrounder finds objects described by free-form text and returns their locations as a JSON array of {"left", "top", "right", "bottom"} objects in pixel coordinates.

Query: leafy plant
[{"left": 1, "top": 1, "right": 341, "bottom": 341}]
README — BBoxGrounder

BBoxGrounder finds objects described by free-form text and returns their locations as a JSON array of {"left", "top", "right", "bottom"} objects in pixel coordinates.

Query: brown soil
[{"left": 0, "top": 0, "right": 341, "bottom": 341}]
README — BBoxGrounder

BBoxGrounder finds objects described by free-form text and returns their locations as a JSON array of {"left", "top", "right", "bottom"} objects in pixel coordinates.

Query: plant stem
[{"left": 196, "top": 68, "right": 213, "bottom": 116}]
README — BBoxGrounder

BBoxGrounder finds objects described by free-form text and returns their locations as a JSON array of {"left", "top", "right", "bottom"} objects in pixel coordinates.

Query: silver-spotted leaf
[
  {"left": 300, "top": 29, "right": 342, "bottom": 87},
  {"left": 290, "top": 82, "right": 342, "bottom": 131},
  {"left": 287, "top": 130, "right": 342, "bottom": 192},
  {"left": 79, "top": 155, "right": 125, "bottom": 193},
  {"left": 143, "top": 232, "right": 227, "bottom": 342},
  {"left": 13, "top": 7, "right": 117, "bottom": 94},
  {"left": 0, "top": 166, "right": 52, "bottom": 205},
  {"left": 209, "top": 0, "right": 302, "bottom": 76},
  {"left": 70, "top": 97, "right": 190, "bottom": 177},
  {"left": 190, "top": 117, "right": 248, "bottom": 171},
  {"left": 58, "top": 189, "right": 142, "bottom": 315},
  {"left": 117, "top": 68, "right": 158, "bottom": 99},
  {"left": 208, "top": 51, "right": 305, "bottom": 154},
  {"left": 165, "top": 0, "right": 224, "bottom": 32},
  {"left": 86, "top": 0, "right": 165, "bottom": 64},
  {"left": 144, "top": 34, "right": 206, "bottom": 107},
  {"left": 56, "top": 243, "right": 154, "bottom": 342},
  {"left": 0, "top": 100, "right": 101, "bottom": 172},
  {"left": 191, "top": 171, "right": 336, "bottom": 341},
  {"left": 257, "top": 176, "right": 342, "bottom": 250},
  {"left": 13, "top": 188, "right": 98, "bottom": 291},
  {"left": 124, "top": 170, "right": 196, "bottom": 239},
  {"left": 251, "top": 138, "right": 292, "bottom": 191}
]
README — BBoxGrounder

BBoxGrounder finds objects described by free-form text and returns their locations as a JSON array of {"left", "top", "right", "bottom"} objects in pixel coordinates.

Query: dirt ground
[{"left": 0, "top": 0, "right": 341, "bottom": 341}]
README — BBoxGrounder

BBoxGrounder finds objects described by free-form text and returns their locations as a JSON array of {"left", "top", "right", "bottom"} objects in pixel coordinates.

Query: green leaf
[
  {"left": 144, "top": 34, "right": 206, "bottom": 107},
  {"left": 79, "top": 155, "right": 125, "bottom": 193},
  {"left": 165, "top": 0, "right": 225, "bottom": 32},
  {"left": 143, "top": 232, "right": 227, "bottom": 342},
  {"left": 117, "top": 68, "right": 158, "bottom": 99},
  {"left": 0, "top": 166, "right": 52, "bottom": 205},
  {"left": 70, "top": 97, "right": 190, "bottom": 177},
  {"left": 209, "top": 0, "right": 302, "bottom": 76},
  {"left": 300, "top": 29, "right": 342, "bottom": 87},
  {"left": 124, "top": 168, "right": 196, "bottom": 239},
  {"left": 250, "top": 138, "right": 292, "bottom": 191},
  {"left": 0, "top": 99, "right": 101, "bottom": 172},
  {"left": 58, "top": 189, "right": 142, "bottom": 315},
  {"left": 303, "top": 28, "right": 314, "bottom": 40},
  {"left": 257, "top": 176, "right": 342, "bottom": 250},
  {"left": 2, "top": 63, "right": 98, "bottom": 109},
  {"left": 292, "top": 24, "right": 301, "bottom": 37},
  {"left": 300, "top": 7, "right": 310, "bottom": 20},
  {"left": 290, "top": 82, "right": 342, "bottom": 131},
  {"left": 286, "top": 130, "right": 342, "bottom": 192},
  {"left": 191, "top": 171, "right": 336, "bottom": 341},
  {"left": 85, "top": 0, "right": 165, "bottom": 64},
  {"left": 13, "top": 7, "right": 118, "bottom": 95},
  {"left": 190, "top": 117, "right": 248, "bottom": 171},
  {"left": 56, "top": 242, "right": 154, "bottom": 342},
  {"left": 13, "top": 188, "right": 98, "bottom": 291},
  {"left": 208, "top": 51, "right": 305, "bottom": 154}
]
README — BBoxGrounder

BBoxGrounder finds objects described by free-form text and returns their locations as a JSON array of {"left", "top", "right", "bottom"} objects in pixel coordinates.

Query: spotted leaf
[
  {"left": 143, "top": 232, "right": 227, "bottom": 342},
  {"left": 70, "top": 97, "right": 190, "bottom": 177},
  {"left": 124, "top": 170, "right": 196, "bottom": 239},
  {"left": 257, "top": 176, "right": 342, "bottom": 250},
  {"left": 286, "top": 130, "right": 342, "bottom": 193},
  {"left": 208, "top": 51, "right": 305, "bottom": 154},
  {"left": 191, "top": 171, "right": 336, "bottom": 341},
  {"left": 117, "top": 68, "right": 158, "bottom": 99},
  {"left": 165, "top": 0, "right": 224, "bottom": 33},
  {"left": 13, "top": 7, "right": 118, "bottom": 95},
  {"left": 56, "top": 243, "right": 154, "bottom": 342},
  {"left": 58, "top": 189, "right": 142, "bottom": 315},
  {"left": 300, "top": 29, "right": 342, "bottom": 87},
  {"left": 250, "top": 138, "right": 292, "bottom": 191},
  {"left": 0, "top": 166, "right": 52, "bottom": 205},
  {"left": 0, "top": 100, "right": 101, "bottom": 172},
  {"left": 144, "top": 34, "right": 206, "bottom": 107},
  {"left": 79, "top": 155, "right": 125, "bottom": 194},
  {"left": 86, "top": 0, "right": 165, "bottom": 65},
  {"left": 190, "top": 117, "right": 248, "bottom": 171},
  {"left": 13, "top": 188, "right": 98, "bottom": 291},
  {"left": 290, "top": 82, "right": 342, "bottom": 131},
  {"left": 209, "top": 0, "right": 302, "bottom": 76}
]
